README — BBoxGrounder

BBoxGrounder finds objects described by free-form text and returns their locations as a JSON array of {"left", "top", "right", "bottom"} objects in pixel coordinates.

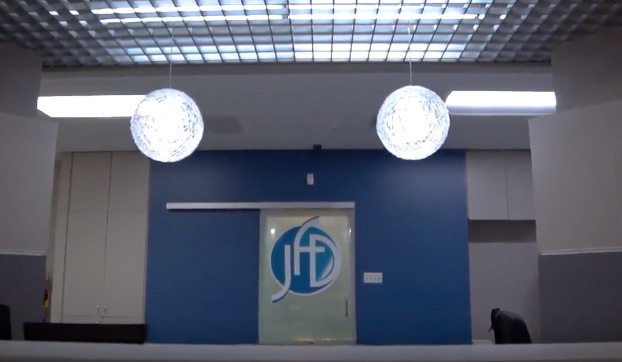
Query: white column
[
  {"left": 0, "top": 113, "right": 57, "bottom": 253},
  {"left": 530, "top": 27, "right": 622, "bottom": 343},
  {"left": 531, "top": 27, "right": 622, "bottom": 252},
  {"left": 0, "top": 47, "right": 54, "bottom": 338},
  {"left": 530, "top": 99, "right": 622, "bottom": 252}
]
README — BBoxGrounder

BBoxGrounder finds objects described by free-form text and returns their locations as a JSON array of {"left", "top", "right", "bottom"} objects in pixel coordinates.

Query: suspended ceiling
[{"left": 1, "top": 0, "right": 621, "bottom": 67}]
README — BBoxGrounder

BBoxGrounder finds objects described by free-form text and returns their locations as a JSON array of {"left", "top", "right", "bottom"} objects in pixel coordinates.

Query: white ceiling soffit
[{"left": 41, "top": 63, "right": 553, "bottom": 152}]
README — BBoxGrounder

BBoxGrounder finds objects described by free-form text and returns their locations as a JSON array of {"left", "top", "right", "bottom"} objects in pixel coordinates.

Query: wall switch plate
[
  {"left": 363, "top": 272, "right": 383, "bottom": 284},
  {"left": 307, "top": 173, "right": 314, "bottom": 185}
]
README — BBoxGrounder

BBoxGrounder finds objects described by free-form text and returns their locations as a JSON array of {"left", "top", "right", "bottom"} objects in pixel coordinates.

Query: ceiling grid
[{"left": 0, "top": 0, "right": 619, "bottom": 67}]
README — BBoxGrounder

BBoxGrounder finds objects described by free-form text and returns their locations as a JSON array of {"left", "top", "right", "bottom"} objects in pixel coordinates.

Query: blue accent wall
[{"left": 146, "top": 150, "right": 471, "bottom": 345}]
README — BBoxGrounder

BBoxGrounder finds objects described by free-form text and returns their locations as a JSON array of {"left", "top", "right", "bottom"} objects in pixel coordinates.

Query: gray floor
[{"left": 2, "top": 342, "right": 622, "bottom": 362}]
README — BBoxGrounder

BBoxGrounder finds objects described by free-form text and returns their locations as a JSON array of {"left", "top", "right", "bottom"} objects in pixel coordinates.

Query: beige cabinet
[
  {"left": 62, "top": 212, "right": 107, "bottom": 318},
  {"left": 52, "top": 152, "right": 149, "bottom": 324},
  {"left": 466, "top": 151, "right": 535, "bottom": 220},
  {"left": 466, "top": 152, "right": 508, "bottom": 220},
  {"left": 103, "top": 212, "right": 147, "bottom": 320}
]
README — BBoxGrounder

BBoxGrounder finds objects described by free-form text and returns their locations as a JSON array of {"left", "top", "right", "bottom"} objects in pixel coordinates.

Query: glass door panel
[{"left": 259, "top": 208, "right": 355, "bottom": 344}]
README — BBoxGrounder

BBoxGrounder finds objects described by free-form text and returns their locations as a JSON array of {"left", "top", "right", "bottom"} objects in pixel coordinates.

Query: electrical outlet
[{"left": 363, "top": 272, "right": 383, "bottom": 284}]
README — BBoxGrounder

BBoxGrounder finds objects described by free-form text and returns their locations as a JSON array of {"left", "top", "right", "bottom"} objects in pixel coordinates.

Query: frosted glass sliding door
[{"left": 259, "top": 209, "right": 355, "bottom": 344}]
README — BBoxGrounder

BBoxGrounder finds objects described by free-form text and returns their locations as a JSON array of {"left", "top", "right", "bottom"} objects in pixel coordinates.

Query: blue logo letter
[{"left": 270, "top": 217, "right": 341, "bottom": 303}]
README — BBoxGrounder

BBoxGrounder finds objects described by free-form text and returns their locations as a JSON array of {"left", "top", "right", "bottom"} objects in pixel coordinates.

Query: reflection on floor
[{"left": 2, "top": 341, "right": 622, "bottom": 362}]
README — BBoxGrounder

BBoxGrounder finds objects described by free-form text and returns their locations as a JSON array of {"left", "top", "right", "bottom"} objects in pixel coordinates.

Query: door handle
[
  {"left": 345, "top": 297, "right": 349, "bottom": 317},
  {"left": 96, "top": 305, "right": 100, "bottom": 314}
]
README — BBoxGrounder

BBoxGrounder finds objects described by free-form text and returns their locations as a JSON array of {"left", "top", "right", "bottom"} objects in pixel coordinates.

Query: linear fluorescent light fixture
[
  {"left": 100, "top": 14, "right": 282, "bottom": 24},
  {"left": 304, "top": 0, "right": 478, "bottom": 4},
  {"left": 92, "top": 5, "right": 284, "bottom": 14},
  {"left": 37, "top": 95, "right": 145, "bottom": 118},
  {"left": 91, "top": 3, "right": 463, "bottom": 13},
  {"left": 100, "top": 13, "right": 467, "bottom": 24},
  {"left": 288, "top": 4, "right": 422, "bottom": 9},
  {"left": 289, "top": 13, "right": 477, "bottom": 20},
  {"left": 445, "top": 91, "right": 556, "bottom": 116}
]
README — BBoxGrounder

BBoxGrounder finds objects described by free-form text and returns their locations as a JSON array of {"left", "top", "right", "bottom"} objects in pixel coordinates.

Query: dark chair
[
  {"left": 489, "top": 308, "right": 531, "bottom": 344},
  {"left": 0, "top": 304, "right": 11, "bottom": 340}
]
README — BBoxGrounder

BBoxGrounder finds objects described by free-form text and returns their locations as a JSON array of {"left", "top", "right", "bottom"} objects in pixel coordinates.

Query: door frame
[
  {"left": 166, "top": 202, "right": 355, "bottom": 210},
  {"left": 167, "top": 201, "right": 357, "bottom": 344}
]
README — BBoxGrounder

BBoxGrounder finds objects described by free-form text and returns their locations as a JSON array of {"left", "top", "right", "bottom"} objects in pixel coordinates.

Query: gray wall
[
  {"left": 540, "top": 249, "right": 622, "bottom": 343},
  {"left": 469, "top": 221, "right": 540, "bottom": 342},
  {"left": 552, "top": 28, "right": 622, "bottom": 112},
  {"left": 0, "top": 113, "right": 57, "bottom": 339},
  {"left": 0, "top": 253, "right": 46, "bottom": 339},
  {"left": 529, "top": 98, "right": 622, "bottom": 252},
  {"left": 0, "top": 44, "right": 42, "bottom": 117},
  {"left": 0, "top": 112, "right": 57, "bottom": 253}
]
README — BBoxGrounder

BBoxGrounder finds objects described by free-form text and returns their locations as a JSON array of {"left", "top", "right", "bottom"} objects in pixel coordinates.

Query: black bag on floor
[
  {"left": 490, "top": 308, "right": 531, "bottom": 344},
  {"left": 0, "top": 304, "right": 11, "bottom": 340}
]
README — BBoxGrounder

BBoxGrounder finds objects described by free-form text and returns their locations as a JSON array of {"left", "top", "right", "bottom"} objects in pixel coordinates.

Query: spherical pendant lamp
[
  {"left": 130, "top": 88, "right": 204, "bottom": 163},
  {"left": 376, "top": 85, "right": 450, "bottom": 160}
]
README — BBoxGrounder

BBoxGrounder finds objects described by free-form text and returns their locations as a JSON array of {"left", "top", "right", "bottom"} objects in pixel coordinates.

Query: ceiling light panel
[
  {"left": 0, "top": 0, "right": 620, "bottom": 67},
  {"left": 445, "top": 91, "right": 556, "bottom": 115},
  {"left": 37, "top": 95, "right": 145, "bottom": 118}
]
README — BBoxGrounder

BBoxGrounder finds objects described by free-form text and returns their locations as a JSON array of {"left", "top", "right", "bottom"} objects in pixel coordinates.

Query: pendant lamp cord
[
  {"left": 408, "top": 26, "right": 413, "bottom": 85},
  {"left": 169, "top": 28, "right": 174, "bottom": 89}
]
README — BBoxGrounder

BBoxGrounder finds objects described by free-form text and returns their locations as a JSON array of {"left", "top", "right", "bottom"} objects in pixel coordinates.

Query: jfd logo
[{"left": 270, "top": 217, "right": 341, "bottom": 303}]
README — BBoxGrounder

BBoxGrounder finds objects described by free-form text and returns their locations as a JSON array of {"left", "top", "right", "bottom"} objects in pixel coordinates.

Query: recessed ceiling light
[
  {"left": 37, "top": 95, "right": 145, "bottom": 118},
  {"left": 445, "top": 91, "right": 556, "bottom": 116}
]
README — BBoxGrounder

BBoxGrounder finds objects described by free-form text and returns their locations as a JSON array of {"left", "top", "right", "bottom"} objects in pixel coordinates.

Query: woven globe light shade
[
  {"left": 376, "top": 85, "right": 450, "bottom": 160},
  {"left": 130, "top": 88, "right": 204, "bottom": 163}
]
